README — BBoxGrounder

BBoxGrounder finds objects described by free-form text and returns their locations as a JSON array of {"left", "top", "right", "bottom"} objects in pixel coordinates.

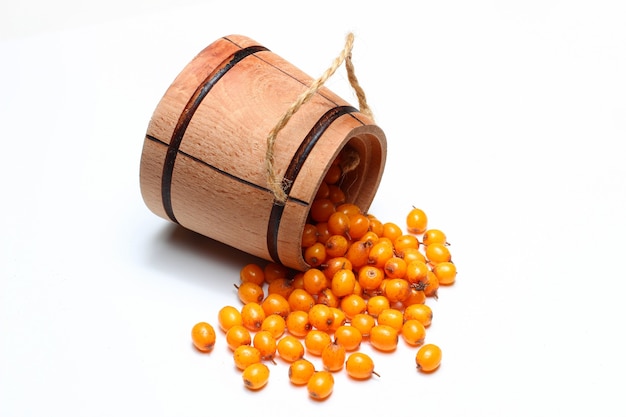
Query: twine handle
[{"left": 265, "top": 32, "right": 374, "bottom": 204}]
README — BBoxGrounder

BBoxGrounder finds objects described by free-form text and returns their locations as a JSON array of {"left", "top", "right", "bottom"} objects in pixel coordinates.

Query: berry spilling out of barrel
[{"left": 191, "top": 149, "right": 455, "bottom": 400}]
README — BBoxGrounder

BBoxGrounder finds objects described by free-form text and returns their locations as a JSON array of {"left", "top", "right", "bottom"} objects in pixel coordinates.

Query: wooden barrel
[{"left": 139, "top": 34, "right": 387, "bottom": 271}]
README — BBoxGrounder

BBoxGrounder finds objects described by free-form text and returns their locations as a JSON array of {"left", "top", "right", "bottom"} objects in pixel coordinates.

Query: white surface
[{"left": 1, "top": 1, "right": 625, "bottom": 416}]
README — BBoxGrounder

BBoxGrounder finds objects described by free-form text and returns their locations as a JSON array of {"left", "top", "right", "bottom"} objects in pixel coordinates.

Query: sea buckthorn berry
[
  {"left": 315, "top": 222, "right": 331, "bottom": 244},
  {"left": 345, "top": 352, "right": 379, "bottom": 380},
  {"left": 289, "top": 358, "right": 316, "bottom": 385},
  {"left": 304, "top": 330, "right": 332, "bottom": 356},
  {"left": 327, "top": 212, "right": 351, "bottom": 237},
  {"left": 261, "top": 293, "right": 291, "bottom": 319},
  {"left": 384, "top": 256, "right": 408, "bottom": 279},
  {"left": 287, "top": 288, "right": 315, "bottom": 312},
  {"left": 423, "top": 271, "right": 440, "bottom": 299},
  {"left": 405, "top": 260, "right": 430, "bottom": 285},
  {"left": 217, "top": 306, "right": 243, "bottom": 332},
  {"left": 331, "top": 268, "right": 357, "bottom": 297},
  {"left": 422, "top": 228, "right": 448, "bottom": 246},
  {"left": 322, "top": 257, "right": 352, "bottom": 280},
  {"left": 304, "top": 242, "right": 327, "bottom": 268},
  {"left": 382, "top": 222, "right": 403, "bottom": 242},
  {"left": 377, "top": 308, "right": 405, "bottom": 332},
  {"left": 352, "top": 280, "right": 364, "bottom": 297},
  {"left": 233, "top": 345, "right": 262, "bottom": 370},
  {"left": 384, "top": 278, "right": 411, "bottom": 304},
  {"left": 360, "top": 231, "right": 380, "bottom": 245},
  {"left": 370, "top": 324, "right": 399, "bottom": 352},
  {"left": 242, "top": 363, "right": 270, "bottom": 390},
  {"left": 425, "top": 242, "right": 452, "bottom": 264},
  {"left": 286, "top": 310, "right": 312, "bottom": 338},
  {"left": 335, "top": 203, "right": 361, "bottom": 217},
  {"left": 416, "top": 343, "right": 442, "bottom": 373},
  {"left": 401, "top": 247, "right": 427, "bottom": 264},
  {"left": 317, "top": 287, "right": 340, "bottom": 308},
  {"left": 433, "top": 261, "right": 457, "bottom": 285},
  {"left": 328, "top": 307, "right": 347, "bottom": 332},
  {"left": 241, "top": 302, "right": 266, "bottom": 331},
  {"left": 310, "top": 198, "right": 335, "bottom": 223},
  {"left": 334, "top": 325, "right": 363, "bottom": 351},
  {"left": 401, "top": 319, "right": 426, "bottom": 347},
  {"left": 301, "top": 223, "right": 319, "bottom": 248},
  {"left": 394, "top": 234, "right": 419, "bottom": 254},
  {"left": 406, "top": 207, "right": 428, "bottom": 235},
  {"left": 366, "top": 295, "right": 390, "bottom": 318},
  {"left": 324, "top": 164, "right": 342, "bottom": 185},
  {"left": 225, "top": 325, "right": 252, "bottom": 351},
  {"left": 403, "top": 286, "right": 427, "bottom": 307},
  {"left": 307, "top": 371, "right": 334, "bottom": 400},
  {"left": 347, "top": 213, "right": 370, "bottom": 240},
  {"left": 277, "top": 335, "right": 305, "bottom": 362},
  {"left": 322, "top": 340, "right": 346, "bottom": 372},
  {"left": 368, "top": 240, "right": 394, "bottom": 269},
  {"left": 339, "top": 294, "right": 367, "bottom": 319},
  {"left": 368, "top": 217, "right": 384, "bottom": 237},
  {"left": 315, "top": 181, "right": 330, "bottom": 200},
  {"left": 302, "top": 268, "right": 328, "bottom": 295},
  {"left": 264, "top": 262, "right": 289, "bottom": 283},
  {"left": 345, "top": 240, "right": 371, "bottom": 268},
  {"left": 327, "top": 184, "right": 346, "bottom": 205},
  {"left": 191, "top": 322, "right": 216, "bottom": 352},
  {"left": 350, "top": 313, "right": 376, "bottom": 338},
  {"left": 261, "top": 314, "right": 286, "bottom": 339},
  {"left": 358, "top": 265, "right": 385, "bottom": 291},
  {"left": 325, "top": 234, "right": 349, "bottom": 258},
  {"left": 308, "top": 304, "right": 335, "bottom": 331},
  {"left": 240, "top": 263, "right": 265, "bottom": 286},
  {"left": 267, "top": 278, "right": 294, "bottom": 299},
  {"left": 292, "top": 272, "right": 305, "bottom": 289},
  {"left": 404, "top": 303, "right": 433, "bottom": 327},
  {"left": 235, "top": 281, "right": 264, "bottom": 305},
  {"left": 253, "top": 330, "right": 278, "bottom": 361}
]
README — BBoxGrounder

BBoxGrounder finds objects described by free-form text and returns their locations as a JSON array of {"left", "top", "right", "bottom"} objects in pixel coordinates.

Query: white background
[{"left": 1, "top": 1, "right": 625, "bottom": 416}]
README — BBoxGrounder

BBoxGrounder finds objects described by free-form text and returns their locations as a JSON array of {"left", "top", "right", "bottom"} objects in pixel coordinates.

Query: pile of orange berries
[{"left": 191, "top": 155, "right": 456, "bottom": 400}]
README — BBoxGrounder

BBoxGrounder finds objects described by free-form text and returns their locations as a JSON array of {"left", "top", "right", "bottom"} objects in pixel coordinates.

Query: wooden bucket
[{"left": 139, "top": 34, "right": 387, "bottom": 271}]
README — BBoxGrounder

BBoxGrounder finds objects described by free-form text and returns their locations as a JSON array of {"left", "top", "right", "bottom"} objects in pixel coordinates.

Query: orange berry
[
  {"left": 225, "top": 325, "right": 251, "bottom": 351},
  {"left": 310, "top": 198, "right": 335, "bottom": 223},
  {"left": 403, "top": 286, "right": 427, "bottom": 307},
  {"left": 307, "top": 371, "right": 334, "bottom": 400},
  {"left": 347, "top": 213, "right": 370, "bottom": 240},
  {"left": 401, "top": 319, "right": 426, "bottom": 347},
  {"left": 253, "top": 330, "right": 278, "bottom": 361},
  {"left": 339, "top": 294, "right": 367, "bottom": 319},
  {"left": 405, "top": 260, "right": 430, "bottom": 285},
  {"left": 327, "top": 212, "right": 351, "bottom": 237},
  {"left": 384, "top": 256, "right": 408, "bottom": 279},
  {"left": 325, "top": 234, "right": 350, "bottom": 258},
  {"left": 264, "top": 262, "right": 289, "bottom": 283},
  {"left": 369, "top": 324, "right": 398, "bottom": 352},
  {"left": 433, "top": 261, "right": 457, "bottom": 285},
  {"left": 366, "top": 295, "right": 390, "bottom": 318},
  {"left": 335, "top": 203, "right": 361, "bottom": 217},
  {"left": 345, "top": 240, "right": 371, "bottom": 268},
  {"left": 191, "top": 322, "right": 216, "bottom": 352},
  {"left": 401, "top": 247, "right": 427, "bottom": 264},
  {"left": 377, "top": 308, "right": 405, "bottom": 332},
  {"left": 304, "top": 242, "right": 327, "bottom": 268},
  {"left": 301, "top": 223, "right": 319, "bottom": 248},
  {"left": 235, "top": 281, "right": 264, "bottom": 305},
  {"left": 422, "top": 229, "right": 448, "bottom": 246},
  {"left": 322, "top": 257, "right": 352, "bottom": 280},
  {"left": 416, "top": 343, "right": 442, "bottom": 372},
  {"left": 350, "top": 313, "right": 376, "bottom": 337},
  {"left": 240, "top": 263, "right": 265, "bottom": 286},
  {"left": 345, "top": 352, "right": 378, "bottom": 380},
  {"left": 382, "top": 222, "right": 403, "bottom": 241},
  {"left": 308, "top": 304, "right": 335, "bottom": 331},
  {"left": 217, "top": 306, "right": 243, "bottom": 332},
  {"left": 321, "top": 340, "right": 346, "bottom": 372},
  {"left": 324, "top": 164, "right": 342, "bottom": 185},
  {"left": 331, "top": 268, "right": 357, "bottom": 297},
  {"left": 368, "top": 217, "right": 384, "bottom": 237},
  {"left": 423, "top": 270, "right": 440, "bottom": 298},
  {"left": 394, "top": 234, "right": 420, "bottom": 253},
  {"left": 328, "top": 307, "right": 347, "bottom": 332},
  {"left": 267, "top": 277, "right": 294, "bottom": 299},
  {"left": 242, "top": 363, "right": 270, "bottom": 390},
  {"left": 261, "top": 293, "right": 291, "bottom": 319},
  {"left": 276, "top": 335, "right": 305, "bottom": 362},
  {"left": 241, "top": 302, "right": 266, "bottom": 331},
  {"left": 304, "top": 330, "right": 332, "bottom": 356},
  {"left": 315, "top": 181, "right": 330, "bottom": 200},
  {"left": 286, "top": 310, "right": 312, "bottom": 338},
  {"left": 425, "top": 242, "right": 452, "bottom": 264},
  {"left": 327, "top": 184, "right": 346, "bottom": 205},
  {"left": 233, "top": 345, "right": 262, "bottom": 370},
  {"left": 368, "top": 240, "right": 394, "bottom": 269},
  {"left": 261, "top": 314, "right": 286, "bottom": 339},
  {"left": 404, "top": 303, "right": 433, "bottom": 327},
  {"left": 302, "top": 268, "right": 328, "bottom": 295},
  {"left": 287, "top": 288, "right": 315, "bottom": 312},
  {"left": 384, "top": 278, "right": 411, "bottom": 304},
  {"left": 315, "top": 222, "right": 331, "bottom": 244},
  {"left": 289, "top": 358, "right": 316, "bottom": 385},
  {"left": 406, "top": 207, "right": 428, "bottom": 235},
  {"left": 358, "top": 265, "right": 385, "bottom": 291},
  {"left": 317, "top": 287, "right": 340, "bottom": 308},
  {"left": 333, "top": 325, "right": 363, "bottom": 351}
]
